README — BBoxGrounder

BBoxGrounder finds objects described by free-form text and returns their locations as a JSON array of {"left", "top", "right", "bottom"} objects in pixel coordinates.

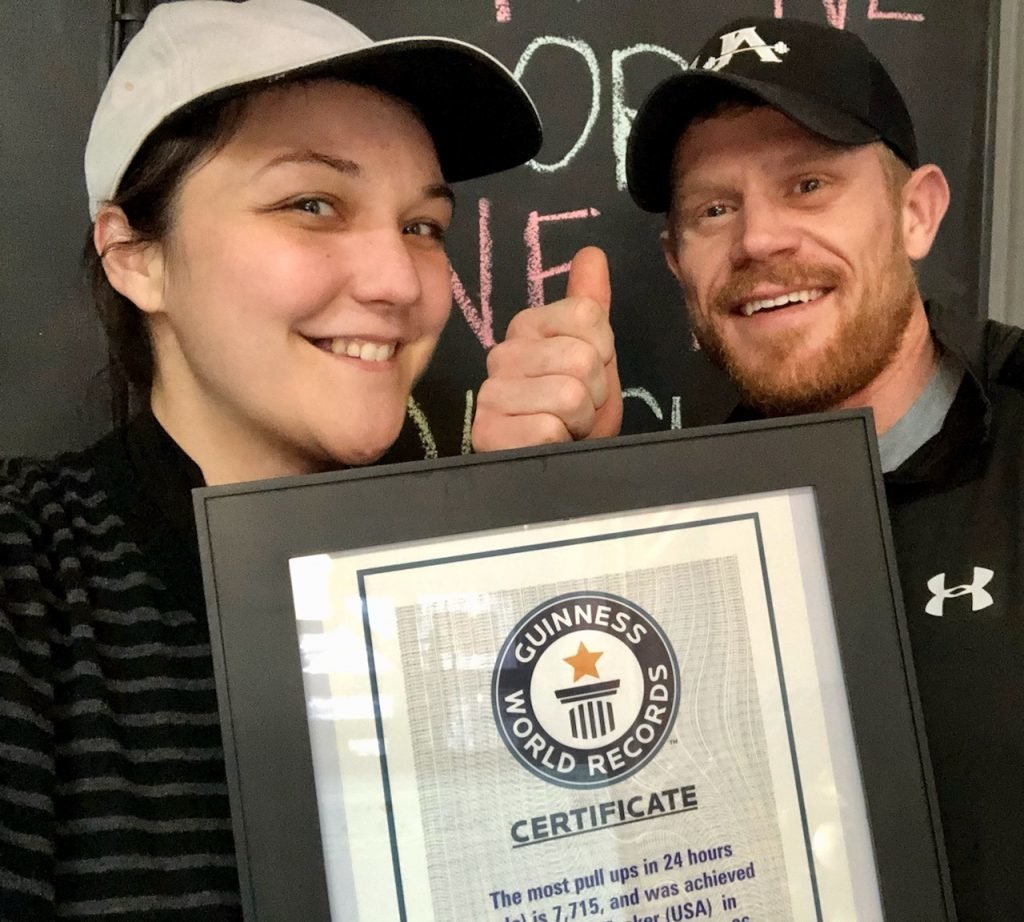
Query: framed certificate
[{"left": 195, "top": 411, "right": 954, "bottom": 921}]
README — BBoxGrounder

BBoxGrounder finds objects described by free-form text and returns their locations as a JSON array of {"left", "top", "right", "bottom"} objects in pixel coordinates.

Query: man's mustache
[{"left": 711, "top": 263, "right": 845, "bottom": 315}]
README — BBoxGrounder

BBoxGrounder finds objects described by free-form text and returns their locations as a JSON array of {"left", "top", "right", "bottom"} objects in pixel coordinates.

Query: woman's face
[{"left": 146, "top": 81, "right": 454, "bottom": 482}]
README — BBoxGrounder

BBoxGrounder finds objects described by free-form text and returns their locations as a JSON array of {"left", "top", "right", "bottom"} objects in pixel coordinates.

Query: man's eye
[
  {"left": 797, "top": 178, "right": 823, "bottom": 194},
  {"left": 701, "top": 203, "right": 728, "bottom": 219},
  {"left": 403, "top": 221, "right": 446, "bottom": 242},
  {"left": 291, "top": 197, "right": 336, "bottom": 216}
]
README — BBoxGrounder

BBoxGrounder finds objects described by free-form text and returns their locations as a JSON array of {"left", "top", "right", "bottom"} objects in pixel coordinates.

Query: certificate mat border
[
  {"left": 195, "top": 410, "right": 954, "bottom": 921},
  {"left": 357, "top": 512, "right": 823, "bottom": 921}
]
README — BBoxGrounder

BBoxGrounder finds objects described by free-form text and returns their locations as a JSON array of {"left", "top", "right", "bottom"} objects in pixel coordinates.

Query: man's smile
[{"left": 737, "top": 287, "right": 830, "bottom": 316}]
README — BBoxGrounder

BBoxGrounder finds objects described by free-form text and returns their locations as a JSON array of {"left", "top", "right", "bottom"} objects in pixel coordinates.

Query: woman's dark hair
[{"left": 85, "top": 95, "right": 246, "bottom": 426}]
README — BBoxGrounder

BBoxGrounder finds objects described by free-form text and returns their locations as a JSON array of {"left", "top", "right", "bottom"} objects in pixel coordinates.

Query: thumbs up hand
[{"left": 472, "top": 246, "right": 623, "bottom": 451}]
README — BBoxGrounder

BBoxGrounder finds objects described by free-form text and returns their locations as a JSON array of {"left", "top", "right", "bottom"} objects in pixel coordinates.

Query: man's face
[{"left": 663, "top": 106, "right": 919, "bottom": 415}]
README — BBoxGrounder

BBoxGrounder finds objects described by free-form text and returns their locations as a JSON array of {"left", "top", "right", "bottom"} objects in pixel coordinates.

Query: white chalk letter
[
  {"left": 514, "top": 37, "right": 600, "bottom": 173},
  {"left": 611, "top": 44, "right": 688, "bottom": 190}
]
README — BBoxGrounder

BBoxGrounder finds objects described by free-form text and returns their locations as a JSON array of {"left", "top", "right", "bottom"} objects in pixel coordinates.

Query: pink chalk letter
[
  {"left": 524, "top": 207, "right": 601, "bottom": 307},
  {"left": 773, "top": 0, "right": 848, "bottom": 28},
  {"left": 451, "top": 198, "right": 496, "bottom": 349},
  {"left": 495, "top": 0, "right": 511, "bottom": 23},
  {"left": 821, "top": 0, "right": 849, "bottom": 28},
  {"left": 868, "top": 0, "right": 924, "bottom": 21}
]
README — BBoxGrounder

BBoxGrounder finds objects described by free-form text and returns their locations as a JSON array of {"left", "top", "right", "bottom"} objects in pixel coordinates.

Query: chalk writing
[
  {"left": 513, "top": 38, "right": 691, "bottom": 187},
  {"left": 868, "top": 0, "right": 925, "bottom": 21},
  {"left": 612, "top": 44, "right": 689, "bottom": 190},
  {"left": 524, "top": 207, "right": 601, "bottom": 307},
  {"left": 404, "top": 387, "right": 684, "bottom": 459},
  {"left": 407, "top": 396, "right": 439, "bottom": 459},
  {"left": 515, "top": 37, "right": 601, "bottom": 173},
  {"left": 495, "top": 0, "right": 511, "bottom": 23},
  {"left": 823, "top": 0, "right": 848, "bottom": 27},
  {"left": 407, "top": 391, "right": 477, "bottom": 458},
  {"left": 773, "top": 0, "right": 924, "bottom": 27},
  {"left": 623, "top": 387, "right": 664, "bottom": 421},
  {"left": 461, "top": 389, "right": 475, "bottom": 455},
  {"left": 451, "top": 198, "right": 496, "bottom": 349}
]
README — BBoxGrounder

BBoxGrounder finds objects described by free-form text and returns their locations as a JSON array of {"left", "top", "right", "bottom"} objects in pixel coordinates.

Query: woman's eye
[
  {"left": 291, "top": 197, "right": 336, "bottom": 216},
  {"left": 797, "top": 177, "right": 823, "bottom": 194},
  {"left": 403, "top": 221, "right": 446, "bottom": 242}
]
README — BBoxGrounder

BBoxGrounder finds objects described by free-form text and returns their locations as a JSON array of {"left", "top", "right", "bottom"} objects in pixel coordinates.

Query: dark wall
[
  {"left": 0, "top": 0, "right": 998, "bottom": 461},
  {"left": 0, "top": 1, "right": 112, "bottom": 458}
]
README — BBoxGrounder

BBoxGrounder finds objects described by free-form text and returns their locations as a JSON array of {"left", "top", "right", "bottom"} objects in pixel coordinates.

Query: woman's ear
[
  {"left": 93, "top": 206, "right": 166, "bottom": 314},
  {"left": 901, "top": 164, "right": 951, "bottom": 262}
]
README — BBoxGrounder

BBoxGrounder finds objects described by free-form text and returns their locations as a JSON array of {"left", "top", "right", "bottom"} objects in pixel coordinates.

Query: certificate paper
[{"left": 289, "top": 488, "right": 882, "bottom": 922}]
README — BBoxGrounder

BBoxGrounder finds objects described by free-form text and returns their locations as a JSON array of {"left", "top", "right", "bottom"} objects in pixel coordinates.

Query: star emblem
[{"left": 563, "top": 641, "right": 603, "bottom": 682}]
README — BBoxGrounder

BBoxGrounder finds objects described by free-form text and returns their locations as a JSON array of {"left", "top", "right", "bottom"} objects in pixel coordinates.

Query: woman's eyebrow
[
  {"left": 425, "top": 182, "right": 456, "bottom": 208},
  {"left": 254, "top": 149, "right": 361, "bottom": 178},
  {"left": 251, "top": 152, "right": 454, "bottom": 207}
]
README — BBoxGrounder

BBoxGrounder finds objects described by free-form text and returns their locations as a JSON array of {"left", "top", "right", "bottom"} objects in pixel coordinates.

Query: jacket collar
[{"left": 884, "top": 302, "right": 999, "bottom": 493}]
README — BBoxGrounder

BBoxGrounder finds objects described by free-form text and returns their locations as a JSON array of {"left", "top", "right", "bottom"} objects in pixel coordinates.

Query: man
[{"left": 475, "top": 17, "right": 1024, "bottom": 920}]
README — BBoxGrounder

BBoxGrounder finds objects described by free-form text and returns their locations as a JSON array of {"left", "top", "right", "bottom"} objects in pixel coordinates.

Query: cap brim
[
  {"left": 309, "top": 38, "right": 542, "bottom": 183},
  {"left": 179, "top": 37, "right": 542, "bottom": 185},
  {"left": 626, "top": 70, "right": 880, "bottom": 213}
]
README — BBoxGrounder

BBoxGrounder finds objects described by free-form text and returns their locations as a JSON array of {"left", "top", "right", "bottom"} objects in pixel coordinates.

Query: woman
[{"left": 0, "top": 1, "right": 540, "bottom": 917}]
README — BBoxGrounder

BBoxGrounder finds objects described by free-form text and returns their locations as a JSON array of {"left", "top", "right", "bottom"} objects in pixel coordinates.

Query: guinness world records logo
[{"left": 492, "top": 591, "right": 680, "bottom": 789}]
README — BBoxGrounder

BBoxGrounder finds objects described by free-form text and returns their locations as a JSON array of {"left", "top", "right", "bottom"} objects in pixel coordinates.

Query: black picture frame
[{"left": 195, "top": 410, "right": 954, "bottom": 921}]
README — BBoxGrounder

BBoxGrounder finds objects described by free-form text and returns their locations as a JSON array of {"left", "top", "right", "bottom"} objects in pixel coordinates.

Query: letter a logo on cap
[{"left": 703, "top": 27, "right": 790, "bottom": 72}]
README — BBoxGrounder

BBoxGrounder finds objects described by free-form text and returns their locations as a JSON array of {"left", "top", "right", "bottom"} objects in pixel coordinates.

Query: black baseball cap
[{"left": 626, "top": 17, "right": 919, "bottom": 213}]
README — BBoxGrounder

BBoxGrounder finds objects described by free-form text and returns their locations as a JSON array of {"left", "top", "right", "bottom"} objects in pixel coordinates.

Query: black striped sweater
[{"left": 0, "top": 414, "right": 241, "bottom": 920}]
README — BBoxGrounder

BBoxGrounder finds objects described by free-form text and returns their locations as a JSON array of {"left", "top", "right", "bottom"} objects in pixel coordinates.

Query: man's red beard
[{"left": 689, "top": 248, "right": 918, "bottom": 416}]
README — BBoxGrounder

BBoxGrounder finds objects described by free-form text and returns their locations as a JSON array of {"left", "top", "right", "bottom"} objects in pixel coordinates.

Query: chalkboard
[
  {"left": 0, "top": 0, "right": 112, "bottom": 458},
  {"left": 0, "top": 0, "right": 999, "bottom": 461}
]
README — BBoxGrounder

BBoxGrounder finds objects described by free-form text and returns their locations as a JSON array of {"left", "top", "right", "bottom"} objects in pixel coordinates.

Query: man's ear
[
  {"left": 93, "top": 206, "right": 166, "bottom": 314},
  {"left": 660, "top": 226, "right": 682, "bottom": 282},
  {"left": 901, "top": 164, "right": 950, "bottom": 261}
]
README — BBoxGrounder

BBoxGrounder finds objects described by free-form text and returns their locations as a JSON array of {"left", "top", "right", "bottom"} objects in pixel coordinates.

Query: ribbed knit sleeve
[{"left": 0, "top": 455, "right": 240, "bottom": 921}]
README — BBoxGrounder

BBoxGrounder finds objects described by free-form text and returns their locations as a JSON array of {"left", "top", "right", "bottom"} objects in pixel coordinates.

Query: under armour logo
[
  {"left": 701, "top": 27, "right": 790, "bottom": 71},
  {"left": 925, "top": 567, "right": 994, "bottom": 617}
]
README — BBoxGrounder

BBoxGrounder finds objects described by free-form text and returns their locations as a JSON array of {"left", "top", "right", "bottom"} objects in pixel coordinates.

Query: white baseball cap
[{"left": 84, "top": 0, "right": 542, "bottom": 217}]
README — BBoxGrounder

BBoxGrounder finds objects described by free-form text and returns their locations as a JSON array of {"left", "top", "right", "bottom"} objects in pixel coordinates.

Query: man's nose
[{"left": 731, "top": 193, "right": 801, "bottom": 266}]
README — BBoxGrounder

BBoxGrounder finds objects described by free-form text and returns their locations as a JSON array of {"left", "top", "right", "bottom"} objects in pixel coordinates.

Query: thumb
[{"left": 565, "top": 246, "right": 611, "bottom": 313}]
